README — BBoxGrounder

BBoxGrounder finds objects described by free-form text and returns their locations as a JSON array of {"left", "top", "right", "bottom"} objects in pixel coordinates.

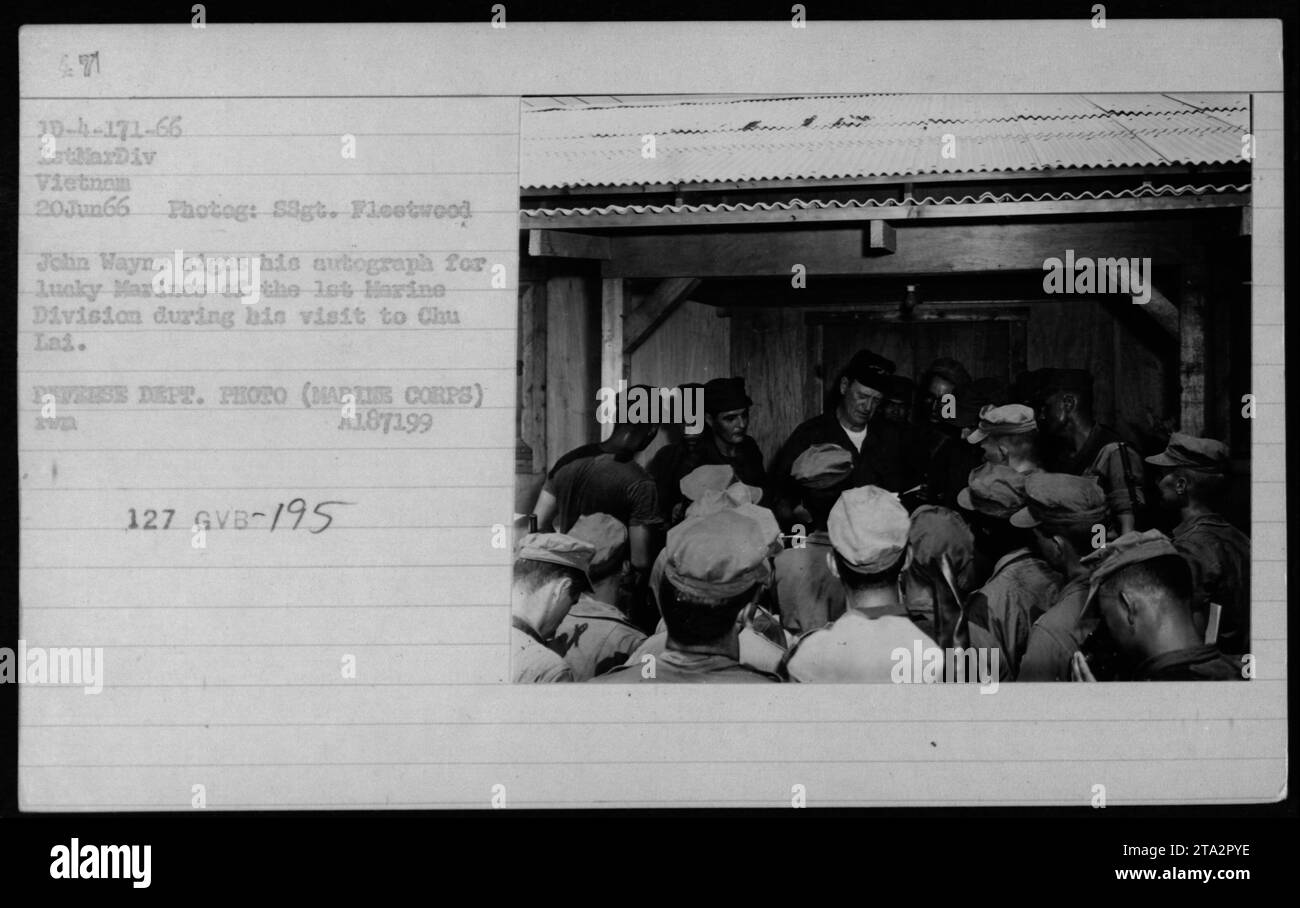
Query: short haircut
[
  {"left": 832, "top": 549, "right": 906, "bottom": 592},
  {"left": 1043, "top": 520, "right": 1099, "bottom": 555},
  {"left": 512, "top": 558, "right": 589, "bottom": 596},
  {"left": 1099, "top": 554, "right": 1193, "bottom": 611},
  {"left": 1177, "top": 467, "right": 1227, "bottom": 502},
  {"left": 658, "top": 575, "right": 756, "bottom": 645}
]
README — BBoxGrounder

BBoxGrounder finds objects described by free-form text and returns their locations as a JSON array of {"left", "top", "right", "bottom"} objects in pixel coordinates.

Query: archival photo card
[{"left": 15, "top": 20, "right": 1286, "bottom": 812}]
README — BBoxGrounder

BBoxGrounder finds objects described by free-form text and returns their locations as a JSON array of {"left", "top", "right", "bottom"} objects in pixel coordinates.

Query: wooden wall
[
  {"left": 729, "top": 307, "right": 816, "bottom": 473},
  {"left": 1028, "top": 299, "right": 1170, "bottom": 453},
  {"left": 515, "top": 269, "right": 601, "bottom": 515},
  {"left": 517, "top": 276, "right": 1189, "bottom": 512},
  {"left": 629, "top": 299, "right": 731, "bottom": 467},
  {"left": 721, "top": 297, "right": 1174, "bottom": 473}
]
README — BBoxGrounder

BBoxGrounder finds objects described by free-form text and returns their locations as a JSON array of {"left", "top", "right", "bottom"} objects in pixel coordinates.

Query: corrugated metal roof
[
  {"left": 521, "top": 182, "right": 1248, "bottom": 219},
  {"left": 521, "top": 94, "right": 1249, "bottom": 189}
]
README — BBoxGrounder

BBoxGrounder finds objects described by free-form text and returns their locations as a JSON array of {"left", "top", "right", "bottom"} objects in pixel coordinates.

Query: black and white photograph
[
  {"left": 513, "top": 92, "right": 1254, "bottom": 686},
  {"left": 6, "top": 6, "right": 1292, "bottom": 886}
]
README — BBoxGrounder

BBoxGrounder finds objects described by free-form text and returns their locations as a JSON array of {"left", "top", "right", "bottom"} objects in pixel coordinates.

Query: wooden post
[
  {"left": 546, "top": 275, "right": 597, "bottom": 457},
  {"left": 1007, "top": 318, "right": 1027, "bottom": 381},
  {"left": 600, "top": 278, "right": 627, "bottom": 441},
  {"left": 517, "top": 281, "right": 547, "bottom": 473},
  {"left": 1178, "top": 263, "right": 1208, "bottom": 435}
]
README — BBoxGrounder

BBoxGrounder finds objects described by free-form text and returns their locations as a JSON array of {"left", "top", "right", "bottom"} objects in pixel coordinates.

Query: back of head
[
  {"left": 512, "top": 532, "right": 595, "bottom": 599},
  {"left": 791, "top": 443, "right": 854, "bottom": 527},
  {"left": 600, "top": 384, "right": 661, "bottom": 458},
  {"left": 658, "top": 575, "right": 757, "bottom": 645},
  {"left": 906, "top": 504, "right": 978, "bottom": 593},
  {"left": 828, "top": 486, "right": 910, "bottom": 591},
  {"left": 567, "top": 513, "right": 629, "bottom": 584},
  {"left": 659, "top": 506, "right": 781, "bottom": 644},
  {"left": 1102, "top": 555, "right": 1192, "bottom": 614}
]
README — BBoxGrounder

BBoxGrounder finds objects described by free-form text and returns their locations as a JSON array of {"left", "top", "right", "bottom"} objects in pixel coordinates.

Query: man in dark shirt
[
  {"left": 769, "top": 349, "right": 912, "bottom": 529},
  {"left": 908, "top": 364, "right": 991, "bottom": 513},
  {"left": 645, "top": 382, "right": 705, "bottom": 525},
  {"left": 533, "top": 398, "right": 664, "bottom": 630},
  {"left": 657, "top": 377, "right": 766, "bottom": 522},
  {"left": 1069, "top": 530, "right": 1245, "bottom": 682},
  {"left": 1032, "top": 367, "right": 1145, "bottom": 533}
]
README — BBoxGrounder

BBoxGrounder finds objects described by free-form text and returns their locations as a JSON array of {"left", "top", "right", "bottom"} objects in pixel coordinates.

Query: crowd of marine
[{"left": 512, "top": 350, "right": 1251, "bottom": 684}]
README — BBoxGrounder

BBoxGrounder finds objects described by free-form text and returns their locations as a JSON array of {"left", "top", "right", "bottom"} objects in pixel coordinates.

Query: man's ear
[
  {"left": 555, "top": 576, "right": 578, "bottom": 605},
  {"left": 838, "top": 375, "right": 849, "bottom": 396},
  {"left": 1049, "top": 534, "right": 1069, "bottom": 562},
  {"left": 1062, "top": 392, "right": 1077, "bottom": 414},
  {"left": 1118, "top": 589, "right": 1138, "bottom": 626}
]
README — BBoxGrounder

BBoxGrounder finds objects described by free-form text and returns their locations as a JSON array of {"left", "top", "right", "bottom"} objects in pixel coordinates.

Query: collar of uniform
[
  {"left": 511, "top": 615, "right": 546, "bottom": 646},
  {"left": 991, "top": 547, "right": 1034, "bottom": 577},
  {"left": 659, "top": 649, "right": 738, "bottom": 671},
  {"left": 1133, "top": 644, "right": 1224, "bottom": 679},
  {"left": 665, "top": 637, "right": 735, "bottom": 660},
  {"left": 1172, "top": 512, "right": 1232, "bottom": 539},
  {"left": 570, "top": 594, "right": 639, "bottom": 627}
]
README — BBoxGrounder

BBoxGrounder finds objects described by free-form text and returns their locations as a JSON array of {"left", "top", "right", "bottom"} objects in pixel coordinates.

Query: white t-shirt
[{"left": 843, "top": 424, "right": 867, "bottom": 452}]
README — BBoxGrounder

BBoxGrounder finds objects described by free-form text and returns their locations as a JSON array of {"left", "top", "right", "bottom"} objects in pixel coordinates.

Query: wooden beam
[
  {"left": 605, "top": 219, "right": 1211, "bottom": 279},
  {"left": 599, "top": 278, "right": 626, "bottom": 440},
  {"left": 1178, "top": 264, "right": 1209, "bottom": 435},
  {"left": 622, "top": 277, "right": 701, "bottom": 355},
  {"left": 521, "top": 194, "right": 1247, "bottom": 231},
  {"left": 868, "top": 221, "right": 897, "bottom": 252},
  {"left": 1130, "top": 285, "right": 1180, "bottom": 340},
  {"left": 527, "top": 229, "right": 611, "bottom": 260}
]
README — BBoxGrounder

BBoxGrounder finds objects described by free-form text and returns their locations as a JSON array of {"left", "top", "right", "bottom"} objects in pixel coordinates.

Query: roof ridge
[{"left": 520, "top": 183, "right": 1249, "bottom": 217}]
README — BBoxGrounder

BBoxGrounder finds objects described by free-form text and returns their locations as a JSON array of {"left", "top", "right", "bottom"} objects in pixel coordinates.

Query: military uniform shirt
[
  {"left": 1042, "top": 422, "right": 1120, "bottom": 474},
  {"left": 511, "top": 618, "right": 574, "bottom": 683},
  {"left": 1017, "top": 576, "right": 1094, "bottom": 682},
  {"left": 549, "top": 594, "right": 648, "bottom": 681},
  {"left": 588, "top": 648, "right": 780, "bottom": 683},
  {"left": 772, "top": 530, "right": 846, "bottom": 635},
  {"left": 1172, "top": 513, "right": 1250, "bottom": 654},
  {"left": 964, "top": 548, "right": 1063, "bottom": 681},
  {"left": 785, "top": 610, "right": 936, "bottom": 683},
  {"left": 1133, "top": 644, "right": 1246, "bottom": 681}
]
